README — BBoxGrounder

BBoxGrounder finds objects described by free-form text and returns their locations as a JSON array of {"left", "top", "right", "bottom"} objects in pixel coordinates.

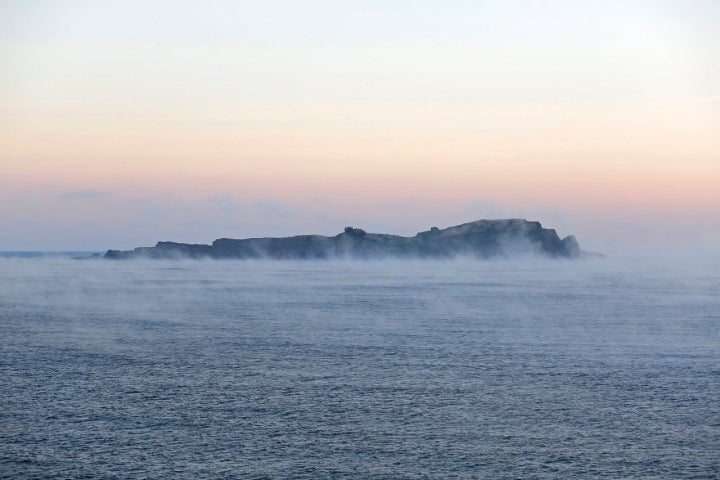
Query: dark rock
[{"left": 103, "top": 219, "right": 592, "bottom": 260}]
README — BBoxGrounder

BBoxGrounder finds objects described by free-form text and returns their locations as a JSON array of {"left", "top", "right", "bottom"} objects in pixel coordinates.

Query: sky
[{"left": 1, "top": 0, "right": 719, "bottom": 253}]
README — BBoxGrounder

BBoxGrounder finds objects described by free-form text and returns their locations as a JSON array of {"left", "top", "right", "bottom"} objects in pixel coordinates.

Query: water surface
[{"left": 1, "top": 258, "right": 718, "bottom": 479}]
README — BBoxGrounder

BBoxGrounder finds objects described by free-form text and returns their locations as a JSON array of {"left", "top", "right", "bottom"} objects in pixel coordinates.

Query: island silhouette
[{"left": 103, "top": 219, "right": 590, "bottom": 260}]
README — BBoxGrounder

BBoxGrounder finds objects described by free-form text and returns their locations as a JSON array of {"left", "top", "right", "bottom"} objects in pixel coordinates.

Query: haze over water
[
  {"left": 2, "top": 1, "right": 718, "bottom": 477},
  {"left": 2, "top": 257, "right": 718, "bottom": 479}
]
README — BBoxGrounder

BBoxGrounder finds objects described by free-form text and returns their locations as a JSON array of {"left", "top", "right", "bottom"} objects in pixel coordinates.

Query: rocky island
[{"left": 103, "top": 219, "right": 588, "bottom": 260}]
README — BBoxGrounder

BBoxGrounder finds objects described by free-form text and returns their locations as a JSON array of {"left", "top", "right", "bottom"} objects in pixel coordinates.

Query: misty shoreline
[{"left": 101, "top": 219, "right": 591, "bottom": 261}]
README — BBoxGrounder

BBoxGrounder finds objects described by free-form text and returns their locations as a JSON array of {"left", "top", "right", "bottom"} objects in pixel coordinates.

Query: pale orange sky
[{"left": 1, "top": 1, "right": 719, "bottom": 250}]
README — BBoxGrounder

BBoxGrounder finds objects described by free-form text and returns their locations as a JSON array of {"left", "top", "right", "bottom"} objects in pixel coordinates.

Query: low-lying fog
[
  {"left": 2, "top": 253, "right": 718, "bottom": 478},
  {"left": 1, "top": 254, "right": 717, "bottom": 352}
]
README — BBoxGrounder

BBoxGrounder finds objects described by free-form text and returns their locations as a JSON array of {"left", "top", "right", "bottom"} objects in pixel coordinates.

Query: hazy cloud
[
  {"left": 465, "top": 199, "right": 505, "bottom": 219},
  {"left": 206, "top": 195, "right": 241, "bottom": 215},
  {"left": 58, "top": 190, "right": 111, "bottom": 200},
  {"left": 253, "top": 199, "right": 294, "bottom": 216}
]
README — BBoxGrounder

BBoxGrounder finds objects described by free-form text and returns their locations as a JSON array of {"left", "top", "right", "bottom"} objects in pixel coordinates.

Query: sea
[{"left": 1, "top": 253, "right": 718, "bottom": 479}]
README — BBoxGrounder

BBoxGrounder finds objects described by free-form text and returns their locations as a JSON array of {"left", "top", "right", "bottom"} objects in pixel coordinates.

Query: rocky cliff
[{"left": 104, "top": 219, "right": 586, "bottom": 260}]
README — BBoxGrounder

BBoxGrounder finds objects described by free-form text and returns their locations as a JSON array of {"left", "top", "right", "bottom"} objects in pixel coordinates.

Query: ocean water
[{"left": 1, "top": 257, "right": 718, "bottom": 479}]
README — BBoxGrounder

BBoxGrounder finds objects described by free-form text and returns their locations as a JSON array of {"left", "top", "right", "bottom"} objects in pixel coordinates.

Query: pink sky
[{"left": 1, "top": 1, "right": 718, "bottom": 251}]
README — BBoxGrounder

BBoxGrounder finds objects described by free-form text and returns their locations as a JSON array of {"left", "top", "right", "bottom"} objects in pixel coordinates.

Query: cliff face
[{"left": 104, "top": 219, "right": 584, "bottom": 260}]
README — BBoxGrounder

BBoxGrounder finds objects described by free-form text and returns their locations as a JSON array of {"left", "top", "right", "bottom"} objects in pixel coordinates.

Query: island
[{"left": 102, "top": 219, "right": 592, "bottom": 260}]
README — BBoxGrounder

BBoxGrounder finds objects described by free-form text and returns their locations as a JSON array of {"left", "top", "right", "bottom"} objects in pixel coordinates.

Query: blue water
[
  {"left": 0, "top": 251, "right": 100, "bottom": 259},
  {"left": 1, "top": 258, "right": 719, "bottom": 479}
]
